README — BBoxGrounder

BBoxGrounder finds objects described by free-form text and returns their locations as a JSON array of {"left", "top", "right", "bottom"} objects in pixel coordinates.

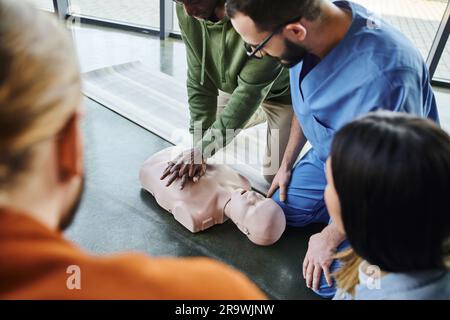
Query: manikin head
[{"left": 226, "top": 189, "right": 286, "bottom": 246}]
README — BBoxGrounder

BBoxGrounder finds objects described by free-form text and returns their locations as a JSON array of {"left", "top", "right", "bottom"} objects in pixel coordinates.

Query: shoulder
[
  {"left": 176, "top": 3, "right": 199, "bottom": 34},
  {"left": 355, "top": 270, "right": 450, "bottom": 300},
  {"left": 346, "top": 2, "right": 425, "bottom": 74}
]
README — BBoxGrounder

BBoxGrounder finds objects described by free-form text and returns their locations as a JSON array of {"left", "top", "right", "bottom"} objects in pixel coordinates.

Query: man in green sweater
[{"left": 162, "top": 0, "right": 292, "bottom": 188}]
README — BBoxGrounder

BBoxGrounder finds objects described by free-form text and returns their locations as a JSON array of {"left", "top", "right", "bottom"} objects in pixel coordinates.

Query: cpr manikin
[{"left": 139, "top": 147, "right": 286, "bottom": 246}]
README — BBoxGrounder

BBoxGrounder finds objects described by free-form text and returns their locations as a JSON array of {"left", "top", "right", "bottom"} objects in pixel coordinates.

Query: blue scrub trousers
[{"left": 272, "top": 148, "right": 348, "bottom": 298}]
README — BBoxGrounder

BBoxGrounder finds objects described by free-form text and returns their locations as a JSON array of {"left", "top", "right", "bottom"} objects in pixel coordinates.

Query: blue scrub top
[{"left": 290, "top": 1, "right": 439, "bottom": 162}]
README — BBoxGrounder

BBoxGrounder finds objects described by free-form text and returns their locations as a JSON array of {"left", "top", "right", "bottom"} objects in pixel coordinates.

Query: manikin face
[
  {"left": 324, "top": 158, "right": 345, "bottom": 234},
  {"left": 228, "top": 189, "right": 286, "bottom": 245},
  {"left": 230, "top": 12, "right": 309, "bottom": 68}
]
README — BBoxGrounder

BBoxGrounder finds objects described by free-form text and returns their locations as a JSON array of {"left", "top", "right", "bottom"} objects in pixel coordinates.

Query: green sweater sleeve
[
  {"left": 177, "top": 6, "right": 218, "bottom": 143},
  {"left": 182, "top": 33, "right": 219, "bottom": 140},
  {"left": 198, "top": 57, "right": 285, "bottom": 157}
]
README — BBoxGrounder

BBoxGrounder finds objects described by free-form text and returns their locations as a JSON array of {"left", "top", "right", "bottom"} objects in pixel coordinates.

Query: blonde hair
[
  {"left": 334, "top": 249, "right": 363, "bottom": 297},
  {"left": 0, "top": 0, "right": 81, "bottom": 187}
]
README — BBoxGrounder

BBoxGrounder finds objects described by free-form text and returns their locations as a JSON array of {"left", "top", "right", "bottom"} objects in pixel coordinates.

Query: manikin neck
[{"left": 217, "top": 188, "right": 233, "bottom": 219}]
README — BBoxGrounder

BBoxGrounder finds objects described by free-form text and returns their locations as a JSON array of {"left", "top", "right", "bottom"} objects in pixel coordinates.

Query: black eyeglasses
[{"left": 245, "top": 16, "right": 302, "bottom": 60}]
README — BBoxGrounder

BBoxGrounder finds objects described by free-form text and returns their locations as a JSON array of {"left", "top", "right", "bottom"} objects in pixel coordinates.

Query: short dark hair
[
  {"left": 331, "top": 111, "right": 450, "bottom": 272},
  {"left": 226, "top": 0, "right": 323, "bottom": 32}
]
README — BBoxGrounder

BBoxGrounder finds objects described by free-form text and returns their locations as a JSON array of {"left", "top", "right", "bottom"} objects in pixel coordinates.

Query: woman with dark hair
[{"left": 324, "top": 111, "right": 450, "bottom": 299}]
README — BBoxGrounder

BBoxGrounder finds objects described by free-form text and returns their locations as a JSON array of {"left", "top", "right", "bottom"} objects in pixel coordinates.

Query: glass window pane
[
  {"left": 173, "top": 3, "right": 180, "bottom": 33},
  {"left": 27, "top": 0, "right": 54, "bottom": 12},
  {"left": 434, "top": 36, "right": 450, "bottom": 82},
  {"left": 69, "top": 0, "right": 160, "bottom": 29},
  {"left": 353, "top": 0, "right": 448, "bottom": 60}
]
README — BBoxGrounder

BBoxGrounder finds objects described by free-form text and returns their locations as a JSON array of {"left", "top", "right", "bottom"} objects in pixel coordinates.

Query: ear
[
  {"left": 284, "top": 22, "right": 307, "bottom": 42},
  {"left": 57, "top": 112, "right": 84, "bottom": 182}
]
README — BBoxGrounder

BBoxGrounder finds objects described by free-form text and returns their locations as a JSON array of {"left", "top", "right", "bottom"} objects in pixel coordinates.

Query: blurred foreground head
[{"left": 0, "top": 0, "right": 84, "bottom": 230}]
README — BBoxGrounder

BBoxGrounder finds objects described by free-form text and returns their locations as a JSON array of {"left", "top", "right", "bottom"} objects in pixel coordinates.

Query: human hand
[
  {"left": 302, "top": 225, "right": 345, "bottom": 291},
  {"left": 267, "top": 165, "right": 292, "bottom": 202},
  {"left": 160, "top": 147, "right": 206, "bottom": 189}
]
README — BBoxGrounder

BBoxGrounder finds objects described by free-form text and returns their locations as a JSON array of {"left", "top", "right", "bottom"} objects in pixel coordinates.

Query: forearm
[
  {"left": 198, "top": 84, "right": 267, "bottom": 157},
  {"left": 280, "top": 116, "right": 307, "bottom": 170},
  {"left": 187, "top": 81, "right": 218, "bottom": 145},
  {"left": 321, "top": 222, "right": 346, "bottom": 250}
]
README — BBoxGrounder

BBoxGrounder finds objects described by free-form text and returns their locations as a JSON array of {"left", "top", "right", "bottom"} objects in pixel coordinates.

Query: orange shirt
[{"left": 0, "top": 208, "right": 266, "bottom": 300}]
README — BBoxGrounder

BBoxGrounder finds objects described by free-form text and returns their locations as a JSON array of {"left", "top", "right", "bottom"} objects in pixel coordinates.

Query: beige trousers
[{"left": 217, "top": 91, "right": 293, "bottom": 182}]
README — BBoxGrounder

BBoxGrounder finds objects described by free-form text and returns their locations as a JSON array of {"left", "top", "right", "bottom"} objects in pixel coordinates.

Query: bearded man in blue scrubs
[{"left": 226, "top": 0, "right": 439, "bottom": 298}]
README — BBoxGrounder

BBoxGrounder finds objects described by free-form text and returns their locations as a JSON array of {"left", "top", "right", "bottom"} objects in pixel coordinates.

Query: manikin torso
[{"left": 140, "top": 147, "right": 286, "bottom": 245}]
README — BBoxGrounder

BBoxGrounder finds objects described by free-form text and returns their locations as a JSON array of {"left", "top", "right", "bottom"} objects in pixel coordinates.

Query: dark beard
[
  {"left": 59, "top": 177, "right": 85, "bottom": 231},
  {"left": 278, "top": 38, "right": 309, "bottom": 68}
]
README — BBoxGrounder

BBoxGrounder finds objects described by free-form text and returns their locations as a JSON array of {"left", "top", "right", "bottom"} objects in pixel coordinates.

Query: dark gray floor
[{"left": 65, "top": 98, "right": 324, "bottom": 300}]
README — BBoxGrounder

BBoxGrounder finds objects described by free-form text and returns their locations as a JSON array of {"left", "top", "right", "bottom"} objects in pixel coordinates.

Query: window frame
[{"left": 51, "top": 0, "right": 449, "bottom": 88}]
